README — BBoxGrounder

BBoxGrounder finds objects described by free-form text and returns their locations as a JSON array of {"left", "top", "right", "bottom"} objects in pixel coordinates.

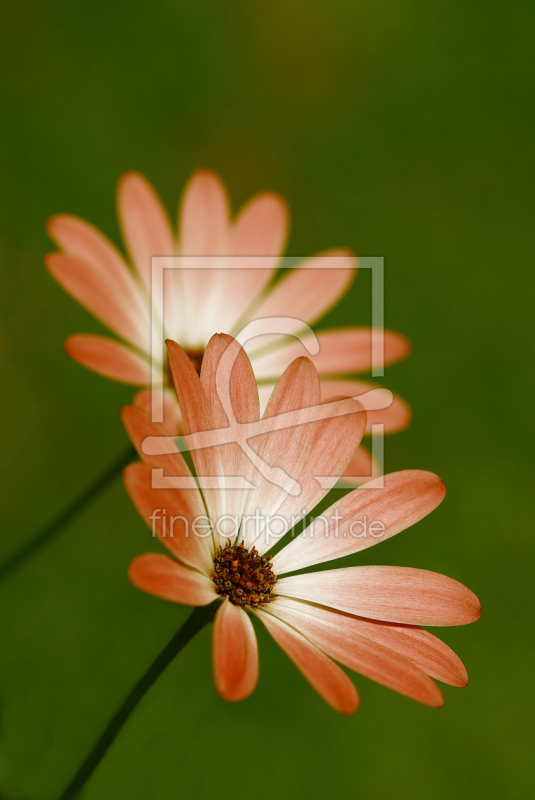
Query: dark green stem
[
  {"left": 58, "top": 603, "right": 218, "bottom": 800},
  {"left": 0, "top": 445, "right": 136, "bottom": 582}
]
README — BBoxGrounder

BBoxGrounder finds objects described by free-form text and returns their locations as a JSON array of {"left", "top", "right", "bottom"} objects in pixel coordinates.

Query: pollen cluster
[{"left": 211, "top": 541, "right": 277, "bottom": 609}]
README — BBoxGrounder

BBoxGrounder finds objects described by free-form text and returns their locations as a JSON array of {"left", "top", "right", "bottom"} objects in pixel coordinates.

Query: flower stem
[
  {"left": 57, "top": 603, "right": 218, "bottom": 800},
  {"left": 0, "top": 445, "right": 136, "bottom": 582}
]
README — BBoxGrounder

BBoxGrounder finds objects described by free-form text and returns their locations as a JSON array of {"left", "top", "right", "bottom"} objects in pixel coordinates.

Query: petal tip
[
  {"left": 185, "top": 168, "right": 228, "bottom": 199},
  {"left": 120, "top": 403, "right": 143, "bottom": 429},
  {"left": 338, "top": 695, "right": 360, "bottom": 715},
  {"left": 45, "top": 214, "right": 68, "bottom": 242},
  {"left": 118, "top": 169, "right": 144, "bottom": 186},
  {"left": 64, "top": 334, "right": 81, "bottom": 358}
]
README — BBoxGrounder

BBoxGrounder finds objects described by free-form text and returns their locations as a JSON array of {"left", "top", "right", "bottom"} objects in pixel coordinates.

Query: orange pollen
[{"left": 210, "top": 541, "right": 277, "bottom": 609}]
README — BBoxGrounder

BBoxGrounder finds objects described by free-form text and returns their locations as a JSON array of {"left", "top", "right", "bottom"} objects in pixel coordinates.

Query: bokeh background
[{"left": 0, "top": 2, "right": 533, "bottom": 798}]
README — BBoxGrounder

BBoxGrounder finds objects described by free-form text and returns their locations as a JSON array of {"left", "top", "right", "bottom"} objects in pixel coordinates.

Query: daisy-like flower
[
  {"left": 122, "top": 334, "right": 480, "bottom": 714},
  {"left": 45, "top": 169, "right": 411, "bottom": 481}
]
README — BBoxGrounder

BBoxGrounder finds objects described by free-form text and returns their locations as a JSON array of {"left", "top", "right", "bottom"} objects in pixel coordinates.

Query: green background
[{"left": 0, "top": 1, "right": 533, "bottom": 798}]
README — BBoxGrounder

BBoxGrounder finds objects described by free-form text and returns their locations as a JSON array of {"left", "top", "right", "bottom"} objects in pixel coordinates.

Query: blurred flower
[
  {"left": 45, "top": 169, "right": 411, "bottom": 483},
  {"left": 122, "top": 335, "right": 480, "bottom": 714}
]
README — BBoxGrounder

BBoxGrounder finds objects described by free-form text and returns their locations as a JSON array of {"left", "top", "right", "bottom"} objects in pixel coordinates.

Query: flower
[
  {"left": 122, "top": 334, "right": 480, "bottom": 714},
  {"left": 45, "top": 168, "right": 411, "bottom": 482}
]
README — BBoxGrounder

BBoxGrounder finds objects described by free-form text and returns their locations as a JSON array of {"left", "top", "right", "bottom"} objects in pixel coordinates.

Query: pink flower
[
  {"left": 45, "top": 169, "right": 411, "bottom": 482},
  {"left": 123, "top": 334, "right": 480, "bottom": 714}
]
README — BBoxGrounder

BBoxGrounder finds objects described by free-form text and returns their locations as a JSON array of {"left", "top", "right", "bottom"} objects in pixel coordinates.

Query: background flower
[{"left": 45, "top": 168, "right": 411, "bottom": 481}]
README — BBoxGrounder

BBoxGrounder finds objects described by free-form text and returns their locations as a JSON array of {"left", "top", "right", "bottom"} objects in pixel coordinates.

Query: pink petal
[
  {"left": 250, "top": 380, "right": 410, "bottom": 436},
  {"left": 128, "top": 553, "right": 216, "bottom": 606},
  {"left": 269, "top": 598, "right": 443, "bottom": 706},
  {"left": 320, "top": 379, "right": 411, "bottom": 434},
  {"left": 245, "top": 250, "right": 356, "bottom": 354},
  {"left": 132, "top": 387, "right": 183, "bottom": 437},
  {"left": 65, "top": 334, "right": 152, "bottom": 385},
  {"left": 117, "top": 172, "right": 182, "bottom": 344},
  {"left": 200, "top": 334, "right": 260, "bottom": 532},
  {"left": 123, "top": 462, "right": 213, "bottom": 573},
  {"left": 251, "top": 327, "right": 410, "bottom": 379},
  {"left": 198, "top": 192, "right": 289, "bottom": 338},
  {"left": 256, "top": 396, "right": 367, "bottom": 555},
  {"left": 200, "top": 335, "right": 260, "bottom": 428},
  {"left": 241, "top": 357, "right": 320, "bottom": 547},
  {"left": 277, "top": 565, "right": 482, "bottom": 627},
  {"left": 339, "top": 444, "right": 382, "bottom": 486},
  {"left": 46, "top": 217, "right": 151, "bottom": 351},
  {"left": 179, "top": 169, "right": 230, "bottom": 256},
  {"left": 277, "top": 597, "right": 468, "bottom": 687},
  {"left": 117, "top": 171, "right": 176, "bottom": 291},
  {"left": 255, "top": 608, "right": 359, "bottom": 714},
  {"left": 231, "top": 191, "right": 288, "bottom": 260},
  {"left": 212, "top": 599, "right": 259, "bottom": 701},
  {"left": 178, "top": 170, "right": 231, "bottom": 347},
  {"left": 121, "top": 404, "right": 192, "bottom": 478},
  {"left": 273, "top": 470, "right": 446, "bottom": 574},
  {"left": 166, "top": 339, "right": 225, "bottom": 524}
]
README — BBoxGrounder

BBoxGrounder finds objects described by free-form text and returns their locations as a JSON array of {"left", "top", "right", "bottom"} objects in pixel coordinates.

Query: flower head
[
  {"left": 46, "top": 169, "right": 412, "bottom": 482},
  {"left": 122, "top": 334, "right": 480, "bottom": 713}
]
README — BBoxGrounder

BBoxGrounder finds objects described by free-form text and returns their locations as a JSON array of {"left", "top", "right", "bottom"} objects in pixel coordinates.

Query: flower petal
[
  {"left": 256, "top": 396, "right": 367, "bottom": 555},
  {"left": 245, "top": 250, "right": 356, "bottom": 355},
  {"left": 132, "top": 387, "right": 183, "bottom": 437},
  {"left": 128, "top": 553, "right": 216, "bottom": 606},
  {"left": 121, "top": 404, "right": 192, "bottom": 480},
  {"left": 269, "top": 598, "right": 443, "bottom": 706},
  {"left": 254, "top": 608, "right": 359, "bottom": 714},
  {"left": 320, "top": 379, "right": 411, "bottom": 434},
  {"left": 117, "top": 171, "right": 183, "bottom": 343},
  {"left": 277, "top": 565, "right": 482, "bottom": 626},
  {"left": 117, "top": 171, "right": 176, "bottom": 291},
  {"left": 213, "top": 599, "right": 259, "bottom": 701},
  {"left": 251, "top": 327, "right": 410, "bottom": 378},
  {"left": 251, "top": 380, "right": 410, "bottom": 437},
  {"left": 179, "top": 169, "right": 230, "bottom": 256},
  {"left": 338, "top": 444, "right": 382, "bottom": 486},
  {"left": 46, "top": 217, "right": 151, "bottom": 350},
  {"left": 273, "top": 597, "right": 468, "bottom": 687},
  {"left": 178, "top": 170, "right": 231, "bottom": 347},
  {"left": 273, "top": 470, "right": 446, "bottom": 574},
  {"left": 231, "top": 191, "right": 288, "bottom": 261},
  {"left": 123, "top": 462, "right": 213, "bottom": 573},
  {"left": 197, "top": 192, "right": 289, "bottom": 339},
  {"left": 166, "top": 339, "right": 226, "bottom": 525},
  {"left": 200, "top": 334, "right": 260, "bottom": 534},
  {"left": 123, "top": 456, "right": 213, "bottom": 574},
  {"left": 65, "top": 334, "right": 152, "bottom": 385},
  {"left": 241, "top": 357, "right": 320, "bottom": 547}
]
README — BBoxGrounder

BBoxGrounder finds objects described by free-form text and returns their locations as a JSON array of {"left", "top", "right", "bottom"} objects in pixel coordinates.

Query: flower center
[{"left": 211, "top": 541, "right": 277, "bottom": 609}]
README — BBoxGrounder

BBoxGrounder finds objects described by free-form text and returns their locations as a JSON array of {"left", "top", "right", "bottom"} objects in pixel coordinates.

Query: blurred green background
[{"left": 0, "top": 1, "right": 533, "bottom": 798}]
